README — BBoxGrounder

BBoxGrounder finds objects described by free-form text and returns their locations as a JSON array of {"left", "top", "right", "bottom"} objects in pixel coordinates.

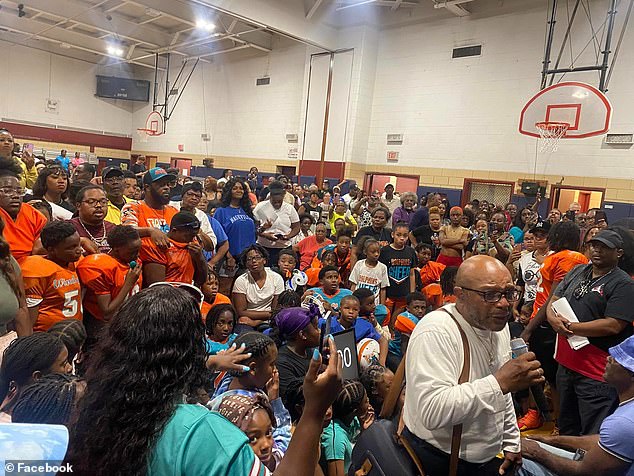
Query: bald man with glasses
[{"left": 403, "top": 255, "right": 545, "bottom": 475}]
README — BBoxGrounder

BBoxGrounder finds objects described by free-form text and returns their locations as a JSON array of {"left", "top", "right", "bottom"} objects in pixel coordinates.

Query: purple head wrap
[{"left": 274, "top": 304, "right": 320, "bottom": 338}]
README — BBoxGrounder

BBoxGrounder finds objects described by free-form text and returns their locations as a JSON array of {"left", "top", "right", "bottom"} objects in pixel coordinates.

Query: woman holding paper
[{"left": 546, "top": 229, "right": 634, "bottom": 436}]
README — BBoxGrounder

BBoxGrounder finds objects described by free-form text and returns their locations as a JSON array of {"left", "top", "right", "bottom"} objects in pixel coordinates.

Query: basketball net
[
  {"left": 136, "top": 129, "right": 150, "bottom": 143},
  {"left": 535, "top": 121, "right": 569, "bottom": 153}
]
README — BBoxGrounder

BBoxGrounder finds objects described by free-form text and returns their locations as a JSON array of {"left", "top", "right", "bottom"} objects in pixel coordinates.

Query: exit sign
[{"left": 387, "top": 151, "right": 399, "bottom": 162}]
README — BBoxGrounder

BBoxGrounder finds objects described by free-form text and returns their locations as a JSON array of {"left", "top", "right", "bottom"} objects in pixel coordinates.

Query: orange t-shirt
[
  {"left": 201, "top": 293, "right": 232, "bottom": 322},
  {"left": 532, "top": 250, "right": 588, "bottom": 318},
  {"left": 121, "top": 200, "right": 179, "bottom": 252},
  {"left": 0, "top": 204, "right": 47, "bottom": 264},
  {"left": 141, "top": 238, "right": 195, "bottom": 284},
  {"left": 76, "top": 254, "right": 142, "bottom": 320},
  {"left": 22, "top": 255, "right": 82, "bottom": 332},
  {"left": 419, "top": 261, "right": 446, "bottom": 288}
]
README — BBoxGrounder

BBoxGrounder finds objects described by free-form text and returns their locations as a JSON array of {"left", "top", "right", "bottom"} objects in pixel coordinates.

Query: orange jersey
[
  {"left": 422, "top": 283, "right": 456, "bottom": 310},
  {"left": 22, "top": 255, "right": 82, "bottom": 332},
  {"left": 532, "top": 250, "right": 588, "bottom": 318},
  {"left": 120, "top": 200, "right": 178, "bottom": 232},
  {"left": 201, "top": 293, "right": 232, "bottom": 322},
  {"left": 0, "top": 204, "right": 46, "bottom": 263},
  {"left": 76, "top": 254, "right": 142, "bottom": 320},
  {"left": 419, "top": 261, "right": 446, "bottom": 288},
  {"left": 141, "top": 238, "right": 195, "bottom": 284}
]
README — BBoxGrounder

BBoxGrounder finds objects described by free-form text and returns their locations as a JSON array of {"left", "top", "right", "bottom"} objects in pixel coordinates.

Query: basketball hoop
[
  {"left": 535, "top": 121, "right": 570, "bottom": 152},
  {"left": 136, "top": 111, "right": 164, "bottom": 144}
]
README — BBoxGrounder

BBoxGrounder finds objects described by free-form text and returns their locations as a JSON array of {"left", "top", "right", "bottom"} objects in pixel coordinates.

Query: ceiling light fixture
[
  {"left": 106, "top": 45, "right": 124, "bottom": 56},
  {"left": 195, "top": 19, "right": 215, "bottom": 31}
]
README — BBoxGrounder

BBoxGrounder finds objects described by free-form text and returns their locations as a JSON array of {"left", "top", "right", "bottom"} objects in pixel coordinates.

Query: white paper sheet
[{"left": 551, "top": 297, "right": 590, "bottom": 350}]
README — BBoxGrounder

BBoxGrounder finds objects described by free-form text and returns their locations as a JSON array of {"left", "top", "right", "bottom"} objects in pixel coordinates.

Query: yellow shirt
[
  {"left": 105, "top": 196, "right": 131, "bottom": 225},
  {"left": 18, "top": 159, "right": 38, "bottom": 189}
]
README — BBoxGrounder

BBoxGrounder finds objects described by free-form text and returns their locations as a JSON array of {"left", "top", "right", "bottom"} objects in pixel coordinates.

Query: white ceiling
[{"left": 0, "top": 0, "right": 277, "bottom": 69}]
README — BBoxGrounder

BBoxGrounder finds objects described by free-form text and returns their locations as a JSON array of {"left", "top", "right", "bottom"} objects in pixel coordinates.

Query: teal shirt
[
  {"left": 149, "top": 404, "right": 267, "bottom": 476},
  {"left": 320, "top": 418, "right": 361, "bottom": 473}
]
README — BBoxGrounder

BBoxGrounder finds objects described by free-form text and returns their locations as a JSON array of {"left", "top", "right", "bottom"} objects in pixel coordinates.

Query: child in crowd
[
  {"left": 422, "top": 266, "right": 459, "bottom": 310},
  {"left": 322, "top": 295, "right": 388, "bottom": 366},
  {"left": 274, "top": 249, "right": 298, "bottom": 282},
  {"left": 201, "top": 267, "right": 231, "bottom": 319},
  {"left": 416, "top": 243, "right": 446, "bottom": 288},
  {"left": 509, "top": 300, "right": 534, "bottom": 339},
  {"left": 205, "top": 304, "right": 238, "bottom": 355},
  {"left": 349, "top": 239, "right": 389, "bottom": 305},
  {"left": 438, "top": 206, "right": 470, "bottom": 267},
  {"left": 305, "top": 248, "right": 337, "bottom": 287},
  {"left": 289, "top": 214, "right": 314, "bottom": 247},
  {"left": 333, "top": 229, "right": 353, "bottom": 284},
  {"left": 353, "top": 288, "right": 390, "bottom": 341},
  {"left": 321, "top": 380, "right": 370, "bottom": 476},
  {"left": 309, "top": 265, "right": 352, "bottom": 312},
  {"left": 218, "top": 392, "right": 290, "bottom": 472},
  {"left": 379, "top": 221, "right": 418, "bottom": 320},
  {"left": 360, "top": 363, "right": 395, "bottom": 414},
  {"left": 466, "top": 218, "right": 495, "bottom": 258},
  {"left": 387, "top": 291, "right": 427, "bottom": 371}
]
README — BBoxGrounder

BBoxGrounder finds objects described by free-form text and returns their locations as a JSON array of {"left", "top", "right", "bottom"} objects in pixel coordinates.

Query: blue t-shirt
[
  {"left": 214, "top": 206, "right": 256, "bottom": 257},
  {"left": 319, "top": 315, "right": 381, "bottom": 343},
  {"left": 55, "top": 155, "right": 70, "bottom": 172},
  {"left": 509, "top": 226, "right": 525, "bottom": 244},
  {"left": 598, "top": 400, "right": 634, "bottom": 475},
  {"left": 320, "top": 418, "right": 361, "bottom": 472},
  {"left": 206, "top": 334, "right": 237, "bottom": 355},
  {"left": 149, "top": 404, "right": 267, "bottom": 476},
  {"left": 310, "top": 287, "right": 352, "bottom": 312}
]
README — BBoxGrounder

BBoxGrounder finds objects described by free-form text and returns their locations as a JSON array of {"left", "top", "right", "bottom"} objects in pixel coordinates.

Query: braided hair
[
  {"left": 47, "top": 319, "right": 87, "bottom": 362},
  {"left": 12, "top": 373, "right": 83, "bottom": 425},
  {"left": 0, "top": 333, "right": 66, "bottom": 402},
  {"left": 360, "top": 364, "right": 390, "bottom": 411},
  {"left": 232, "top": 332, "right": 275, "bottom": 361},
  {"left": 332, "top": 379, "right": 366, "bottom": 420}
]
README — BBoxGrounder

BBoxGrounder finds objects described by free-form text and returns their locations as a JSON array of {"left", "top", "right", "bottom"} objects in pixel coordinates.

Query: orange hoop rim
[
  {"left": 535, "top": 121, "right": 570, "bottom": 132},
  {"left": 136, "top": 128, "right": 163, "bottom": 136}
]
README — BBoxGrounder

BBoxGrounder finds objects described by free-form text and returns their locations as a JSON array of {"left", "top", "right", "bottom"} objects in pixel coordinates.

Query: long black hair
[
  {"left": 220, "top": 177, "right": 253, "bottom": 219},
  {"left": 32, "top": 162, "right": 70, "bottom": 200},
  {"left": 67, "top": 286, "right": 208, "bottom": 476}
]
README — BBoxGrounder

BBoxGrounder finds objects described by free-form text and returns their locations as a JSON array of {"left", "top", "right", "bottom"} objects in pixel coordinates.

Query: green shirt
[
  {"left": 320, "top": 417, "right": 361, "bottom": 473},
  {"left": 0, "top": 257, "right": 19, "bottom": 335},
  {"left": 149, "top": 404, "right": 268, "bottom": 476}
]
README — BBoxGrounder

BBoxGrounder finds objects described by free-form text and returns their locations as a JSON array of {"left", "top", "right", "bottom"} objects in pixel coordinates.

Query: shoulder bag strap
[{"left": 440, "top": 307, "right": 471, "bottom": 476}]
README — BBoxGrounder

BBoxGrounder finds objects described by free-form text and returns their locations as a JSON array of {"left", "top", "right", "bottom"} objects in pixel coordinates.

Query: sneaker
[{"left": 517, "top": 409, "right": 543, "bottom": 431}]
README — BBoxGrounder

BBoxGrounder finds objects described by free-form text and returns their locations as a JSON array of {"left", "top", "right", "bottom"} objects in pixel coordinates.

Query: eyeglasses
[
  {"left": 82, "top": 198, "right": 109, "bottom": 207},
  {"left": 0, "top": 187, "right": 25, "bottom": 197},
  {"left": 104, "top": 176, "right": 123, "bottom": 184},
  {"left": 245, "top": 255, "right": 265, "bottom": 263},
  {"left": 460, "top": 286, "right": 520, "bottom": 303}
]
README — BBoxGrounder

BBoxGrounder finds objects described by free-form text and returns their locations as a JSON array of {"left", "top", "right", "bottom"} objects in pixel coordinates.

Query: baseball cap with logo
[
  {"left": 529, "top": 220, "right": 551, "bottom": 234},
  {"left": 588, "top": 229, "right": 624, "bottom": 249},
  {"left": 143, "top": 167, "right": 176, "bottom": 185}
]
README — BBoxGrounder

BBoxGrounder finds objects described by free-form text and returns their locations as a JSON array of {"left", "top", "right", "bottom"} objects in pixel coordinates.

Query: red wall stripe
[{"left": 0, "top": 121, "right": 132, "bottom": 151}]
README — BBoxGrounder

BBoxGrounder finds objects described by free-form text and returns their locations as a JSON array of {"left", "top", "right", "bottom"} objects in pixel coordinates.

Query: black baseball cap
[
  {"left": 588, "top": 229, "right": 623, "bottom": 249},
  {"left": 529, "top": 220, "right": 551, "bottom": 234},
  {"left": 102, "top": 166, "right": 124, "bottom": 180}
]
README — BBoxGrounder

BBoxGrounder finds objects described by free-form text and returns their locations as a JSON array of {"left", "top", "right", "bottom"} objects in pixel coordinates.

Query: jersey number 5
[{"left": 63, "top": 290, "right": 80, "bottom": 317}]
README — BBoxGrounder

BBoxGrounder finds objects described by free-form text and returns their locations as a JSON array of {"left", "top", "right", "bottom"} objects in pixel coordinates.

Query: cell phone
[
  {"left": 274, "top": 233, "right": 285, "bottom": 240},
  {"left": 565, "top": 210, "right": 576, "bottom": 221},
  {"left": 318, "top": 313, "right": 332, "bottom": 363}
]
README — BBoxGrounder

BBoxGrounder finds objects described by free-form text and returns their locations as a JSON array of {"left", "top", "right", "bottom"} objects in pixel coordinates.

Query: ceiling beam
[
  {"left": 306, "top": 0, "right": 325, "bottom": 19},
  {"left": 391, "top": 0, "right": 403, "bottom": 10},
  {"left": 433, "top": 0, "right": 474, "bottom": 15}
]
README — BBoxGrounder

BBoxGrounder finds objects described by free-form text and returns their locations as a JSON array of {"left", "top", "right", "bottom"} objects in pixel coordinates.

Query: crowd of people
[{"left": 0, "top": 124, "right": 633, "bottom": 476}]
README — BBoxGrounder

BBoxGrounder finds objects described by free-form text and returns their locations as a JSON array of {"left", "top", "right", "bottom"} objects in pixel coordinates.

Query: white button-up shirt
[{"left": 403, "top": 303, "right": 521, "bottom": 464}]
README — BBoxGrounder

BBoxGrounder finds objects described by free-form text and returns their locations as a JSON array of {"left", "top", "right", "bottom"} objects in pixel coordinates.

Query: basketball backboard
[{"left": 519, "top": 82, "right": 612, "bottom": 139}]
